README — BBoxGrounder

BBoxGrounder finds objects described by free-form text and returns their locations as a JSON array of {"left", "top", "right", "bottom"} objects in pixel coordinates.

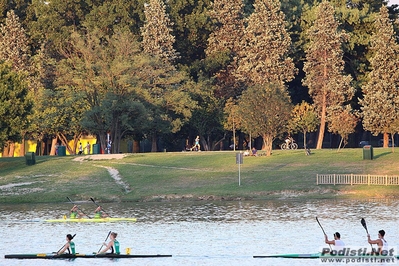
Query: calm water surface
[{"left": 1, "top": 199, "right": 399, "bottom": 266}]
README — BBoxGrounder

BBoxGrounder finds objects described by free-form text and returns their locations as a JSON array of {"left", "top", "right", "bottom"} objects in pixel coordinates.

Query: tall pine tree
[
  {"left": 302, "top": 1, "right": 354, "bottom": 149},
  {"left": 205, "top": 0, "right": 245, "bottom": 99},
  {"left": 359, "top": 5, "right": 399, "bottom": 148},
  {"left": 235, "top": 0, "right": 295, "bottom": 86},
  {"left": 0, "top": 10, "right": 30, "bottom": 73},
  {"left": 141, "top": 0, "right": 178, "bottom": 63}
]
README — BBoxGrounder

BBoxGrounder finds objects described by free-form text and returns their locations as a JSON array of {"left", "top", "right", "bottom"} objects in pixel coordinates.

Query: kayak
[
  {"left": 253, "top": 253, "right": 399, "bottom": 259},
  {"left": 254, "top": 253, "right": 321, "bottom": 259},
  {"left": 5, "top": 253, "right": 172, "bottom": 259},
  {"left": 44, "top": 217, "right": 137, "bottom": 223}
]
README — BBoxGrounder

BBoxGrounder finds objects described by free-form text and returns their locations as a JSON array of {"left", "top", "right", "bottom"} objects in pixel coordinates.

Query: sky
[{"left": 389, "top": 0, "right": 399, "bottom": 5}]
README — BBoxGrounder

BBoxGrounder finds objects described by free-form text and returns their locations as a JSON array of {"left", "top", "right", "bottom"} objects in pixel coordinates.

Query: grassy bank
[{"left": 1, "top": 148, "right": 399, "bottom": 203}]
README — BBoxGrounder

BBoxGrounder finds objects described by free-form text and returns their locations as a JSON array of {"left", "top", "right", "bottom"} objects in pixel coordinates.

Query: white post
[{"left": 238, "top": 161, "right": 241, "bottom": 186}]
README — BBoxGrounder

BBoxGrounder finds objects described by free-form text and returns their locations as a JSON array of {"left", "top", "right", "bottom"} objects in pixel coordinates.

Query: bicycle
[{"left": 281, "top": 138, "right": 298, "bottom": 150}]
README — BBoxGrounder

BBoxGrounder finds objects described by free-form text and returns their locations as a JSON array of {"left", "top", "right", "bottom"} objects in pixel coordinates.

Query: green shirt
[
  {"left": 70, "top": 211, "right": 78, "bottom": 219},
  {"left": 69, "top": 242, "right": 76, "bottom": 254},
  {"left": 114, "top": 240, "right": 120, "bottom": 254}
]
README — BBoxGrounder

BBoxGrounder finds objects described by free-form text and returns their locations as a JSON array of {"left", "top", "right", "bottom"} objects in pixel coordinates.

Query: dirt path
[
  {"left": 72, "top": 154, "right": 126, "bottom": 161},
  {"left": 73, "top": 154, "right": 131, "bottom": 193},
  {"left": 95, "top": 165, "right": 131, "bottom": 193}
]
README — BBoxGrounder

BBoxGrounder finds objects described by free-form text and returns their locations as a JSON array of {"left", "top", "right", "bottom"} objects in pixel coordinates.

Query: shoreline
[{"left": 1, "top": 149, "right": 399, "bottom": 204}]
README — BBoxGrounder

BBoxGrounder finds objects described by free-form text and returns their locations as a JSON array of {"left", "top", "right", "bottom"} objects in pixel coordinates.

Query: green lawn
[{"left": 1, "top": 148, "right": 398, "bottom": 203}]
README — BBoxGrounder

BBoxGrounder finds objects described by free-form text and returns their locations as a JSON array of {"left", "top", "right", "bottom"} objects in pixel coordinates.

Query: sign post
[{"left": 236, "top": 152, "right": 243, "bottom": 186}]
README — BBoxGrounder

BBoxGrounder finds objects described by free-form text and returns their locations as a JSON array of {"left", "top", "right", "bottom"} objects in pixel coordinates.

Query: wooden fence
[{"left": 316, "top": 174, "right": 399, "bottom": 186}]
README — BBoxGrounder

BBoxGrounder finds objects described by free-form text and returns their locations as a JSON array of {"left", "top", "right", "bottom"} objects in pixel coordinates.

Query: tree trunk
[
  {"left": 99, "top": 133, "right": 107, "bottom": 153},
  {"left": 151, "top": 133, "right": 158, "bottom": 152},
  {"left": 303, "top": 130, "right": 307, "bottom": 149},
  {"left": 262, "top": 133, "right": 273, "bottom": 156},
  {"left": 133, "top": 140, "right": 140, "bottom": 153},
  {"left": 50, "top": 138, "right": 58, "bottom": 155},
  {"left": 2, "top": 144, "right": 9, "bottom": 157},
  {"left": 20, "top": 137, "right": 26, "bottom": 156},
  {"left": 383, "top": 132, "right": 389, "bottom": 148},
  {"left": 238, "top": 131, "right": 244, "bottom": 150},
  {"left": 391, "top": 134, "right": 395, "bottom": 153},
  {"left": 8, "top": 142, "right": 15, "bottom": 157},
  {"left": 316, "top": 91, "right": 327, "bottom": 149},
  {"left": 40, "top": 141, "right": 46, "bottom": 156}
]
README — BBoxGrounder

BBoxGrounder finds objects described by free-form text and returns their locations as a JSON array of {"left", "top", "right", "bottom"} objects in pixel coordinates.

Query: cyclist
[{"left": 285, "top": 135, "right": 293, "bottom": 147}]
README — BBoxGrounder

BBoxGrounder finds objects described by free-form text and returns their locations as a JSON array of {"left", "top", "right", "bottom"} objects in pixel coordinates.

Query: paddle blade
[
  {"left": 315, "top": 217, "right": 326, "bottom": 235},
  {"left": 361, "top": 218, "right": 368, "bottom": 232},
  {"left": 90, "top": 197, "right": 98, "bottom": 205}
]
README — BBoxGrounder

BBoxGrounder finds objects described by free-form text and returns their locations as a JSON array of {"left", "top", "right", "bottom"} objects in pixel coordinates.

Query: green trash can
[
  {"left": 58, "top": 146, "right": 66, "bottom": 156},
  {"left": 25, "top": 152, "right": 36, "bottom": 165},
  {"left": 92, "top": 144, "right": 100, "bottom": 154},
  {"left": 363, "top": 145, "right": 373, "bottom": 160}
]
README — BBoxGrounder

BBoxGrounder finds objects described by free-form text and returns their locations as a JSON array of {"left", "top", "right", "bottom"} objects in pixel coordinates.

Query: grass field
[{"left": 1, "top": 148, "right": 399, "bottom": 203}]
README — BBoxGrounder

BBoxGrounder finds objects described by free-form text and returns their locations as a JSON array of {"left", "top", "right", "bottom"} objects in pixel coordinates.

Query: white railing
[{"left": 316, "top": 174, "right": 399, "bottom": 186}]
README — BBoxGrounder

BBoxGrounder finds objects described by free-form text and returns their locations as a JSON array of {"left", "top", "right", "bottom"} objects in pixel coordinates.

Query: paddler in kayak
[
  {"left": 94, "top": 206, "right": 108, "bottom": 218},
  {"left": 57, "top": 234, "right": 76, "bottom": 255},
  {"left": 99, "top": 232, "right": 120, "bottom": 254},
  {"left": 70, "top": 205, "right": 84, "bottom": 219},
  {"left": 367, "top": 230, "right": 388, "bottom": 255},
  {"left": 325, "top": 232, "right": 345, "bottom": 251}
]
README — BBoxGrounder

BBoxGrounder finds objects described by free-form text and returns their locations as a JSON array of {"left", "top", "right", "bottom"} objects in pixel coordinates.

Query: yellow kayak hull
[{"left": 44, "top": 217, "right": 137, "bottom": 223}]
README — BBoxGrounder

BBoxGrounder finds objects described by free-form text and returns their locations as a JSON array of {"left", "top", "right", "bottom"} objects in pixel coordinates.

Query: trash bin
[
  {"left": 25, "top": 152, "right": 36, "bottom": 165},
  {"left": 58, "top": 146, "right": 66, "bottom": 156},
  {"left": 92, "top": 144, "right": 100, "bottom": 154},
  {"left": 363, "top": 145, "right": 373, "bottom": 160}
]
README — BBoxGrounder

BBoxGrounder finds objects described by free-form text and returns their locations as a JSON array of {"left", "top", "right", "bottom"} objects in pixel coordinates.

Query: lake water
[{"left": 1, "top": 199, "right": 399, "bottom": 266}]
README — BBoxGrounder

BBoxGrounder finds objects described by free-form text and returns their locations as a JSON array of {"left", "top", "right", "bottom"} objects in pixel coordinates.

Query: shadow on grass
[{"left": 373, "top": 151, "right": 391, "bottom": 159}]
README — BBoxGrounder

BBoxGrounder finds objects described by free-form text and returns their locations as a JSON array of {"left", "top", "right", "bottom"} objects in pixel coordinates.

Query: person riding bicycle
[{"left": 285, "top": 135, "right": 294, "bottom": 146}]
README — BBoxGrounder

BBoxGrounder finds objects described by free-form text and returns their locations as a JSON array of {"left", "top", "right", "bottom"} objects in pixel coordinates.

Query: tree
[
  {"left": 0, "top": 62, "right": 32, "bottom": 152},
  {"left": 288, "top": 101, "right": 319, "bottom": 151},
  {"left": 167, "top": 0, "right": 213, "bottom": 65},
  {"left": 223, "top": 98, "right": 241, "bottom": 151},
  {"left": 83, "top": 0, "right": 143, "bottom": 37},
  {"left": 237, "top": 84, "right": 292, "bottom": 156},
  {"left": 0, "top": 10, "right": 35, "bottom": 156},
  {"left": 0, "top": 10, "right": 30, "bottom": 73},
  {"left": 328, "top": 107, "right": 359, "bottom": 150},
  {"left": 359, "top": 6, "right": 399, "bottom": 148},
  {"left": 302, "top": 1, "right": 354, "bottom": 149},
  {"left": 81, "top": 93, "right": 148, "bottom": 153},
  {"left": 56, "top": 28, "right": 150, "bottom": 153},
  {"left": 141, "top": 0, "right": 178, "bottom": 63},
  {"left": 183, "top": 77, "right": 224, "bottom": 151},
  {"left": 141, "top": 1, "right": 195, "bottom": 151},
  {"left": 26, "top": 0, "right": 94, "bottom": 57},
  {"left": 205, "top": 0, "right": 245, "bottom": 99},
  {"left": 235, "top": 0, "right": 296, "bottom": 86}
]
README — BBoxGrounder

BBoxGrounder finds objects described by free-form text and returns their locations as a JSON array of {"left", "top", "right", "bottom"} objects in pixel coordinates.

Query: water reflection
[{"left": 1, "top": 199, "right": 399, "bottom": 265}]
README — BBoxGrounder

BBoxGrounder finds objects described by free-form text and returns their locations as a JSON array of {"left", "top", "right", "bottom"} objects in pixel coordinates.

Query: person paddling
[
  {"left": 99, "top": 232, "right": 120, "bottom": 254},
  {"left": 368, "top": 230, "right": 388, "bottom": 255},
  {"left": 94, "top": 206, "right": 108, "bottom": 218},
  {"left": 70, "top": 205, "right": 83, "bottom": 219},
  {"left": 325, "top": 232, "right": 345, "bottom": 251},
  {"left": 57, "top": 234, "right": 75, "bottom": 255}
]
